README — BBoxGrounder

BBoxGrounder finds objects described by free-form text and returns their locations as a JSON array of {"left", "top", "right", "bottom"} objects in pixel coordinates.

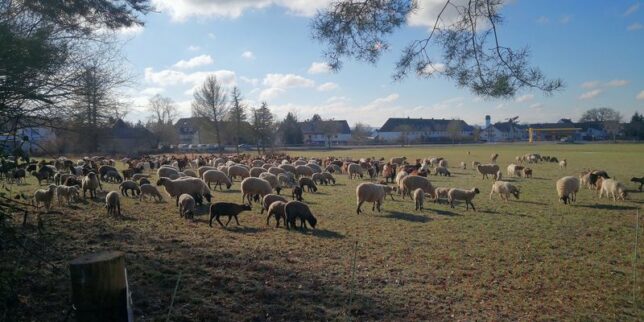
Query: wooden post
[{"left": 69, "top": 251, "right": 131, "bottom": 322}]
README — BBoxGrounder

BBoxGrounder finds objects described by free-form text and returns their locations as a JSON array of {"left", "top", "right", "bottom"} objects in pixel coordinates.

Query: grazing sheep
[
  {"left": 130, "top": 173, "right": 148, "bottom": 182},
  {"left": 119, "top": 180, "right": 140, "bottom": 197},
  {"left": 476, "top": 164, "right": 500, "bottom": 180},
  {"left": 250, "top": 167, "right": 267, "bottom": 177},
  {"left": 183, "top": 169, "right": 198, "bottom": 178},
  {"left": 460, "top": 161, "right": 466, "bottom": 170},
  {"left": 321, "top": 172, "right": 336, "bottom": 185},
  {"left": 157, "top": 166, "right": 179, "bottom": 179},
  {"left": 325, "top": 164, "right": 342, "bottom": 174},
  {"left": 156, "top": 177, "right": 212, "bottom": 206},
  {"left": 556, "top": 176, "right": 580, "bottom": 205},
  {"left": 261, "top": 194, "right": 288, "bottom": 214},
  {"left": 400, "top": 175, "right": 435, "bottom": 200},
  {"left": 202, "top": 170, "right": 232, "bottom": 191},
  {"left": 295, "top": 165, "right": 314, "bottom": 178},
  {"left": 307, "top": 163, "right": 323, "bottom": 174},
  {"left": 56, "top": 185, "right": 80, "bottom": 206},
  {"left": 266, "top": 201, "right": 287, "bottom": 227},
  {"left": 523, "top": 168, "right": 533, "bottom": 178},
  {"left": 228, "top": 165, "right": 250, "bottom": 181},
  {"left": 105, "top": 191, "right": 121, "bottom": 216},
  {"left": 438, "top": 159, "right": 448, "bottom": 168},
  {"left": 434, "top": 187, "right": 451, "bottom": 204},
  {"left": 413, "top": 188, "right": 424, "bottom": 210},
  {"left": 209, "top": 202, "right": 252, "bottom": 227},
  {"left": 259, "top": 172, "right": 281, "bottom": 195},
  {"left": 178, "top": 193, "right": 196, "bottom": 219},
  {"left": 448, "top": 188, "right": 480, "bottom": 211},
  {"left": 268, "top": 167, "right": 286, "bottom": 176},
  {"left": 139, "top": 178, "right": 150, "bottom": 186},
  {"left": 278, "top": 172, "right": 297, "bottom": 189},
  {"left": 197, "top": 166, "right": 217, "bottom": 177},
  {"left": 98, "top": 165, "right": 119, "bottom": 181},
  {"left": 599, "top": 179, "right": 628, "bottom": 201},
  {"left": 355, "top": 183, "right": 386, "bottom": 214},
  {"left": 284, "top": 201, "right": 317, "bottom": 230},
  {"left": 299, "top": 177, "right": 318, "bottom": 193},
  {"left": 490, "top": 181, "right": 520, "bottom": 201},
  {"left": 434, "top": 166, "right": 451, "bottom": 177},
  {"left": 278, "top": 164, "right": 297, "bottom": 174},
  {"left": 347, "top": 163, "right": 364, "bottom": 179},
  {"left": 240, "top": 177, "right": 273, "bottom": 204},
  {"left": 630, "top": 177, "right": 644, "bottom": 191},
  {"left": 139, "top": 184, "right": 164, "bottom": 202},
  {"left": 292, "top": 186, "right": 303, "bottom": 201},
  {"left": 104, "top": 170, "right": 123, "bottom": 183},
  {"left": 82, "top": 172, "right": 101, "bottom": 199},
  {"left": 506, "top": 164, "right": 525, "bottom": 177},
  {"left": 390, "top": 156, "right": 406, "bottom": 165},
  {"left": 33, "top": 184, "right": 57, "bottom": 210},
  {"left": 312, "top": 173, "right": 327, "bottom": 185}
]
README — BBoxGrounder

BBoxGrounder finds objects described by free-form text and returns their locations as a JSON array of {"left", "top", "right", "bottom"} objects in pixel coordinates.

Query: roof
[
  {"left": 379, "top": 118, "right": 473, "bottom": 132},
  {"left": 299, "top": 120, "right": 351, "bottom": 134},
  {"left": 527, "top": 121, "right": 604, "bottom": 131},
  {"left": 488, "top": 121, "right": 525, "bottom": 133}
]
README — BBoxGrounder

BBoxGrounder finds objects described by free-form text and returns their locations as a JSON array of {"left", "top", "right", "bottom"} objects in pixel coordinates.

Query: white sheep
[
  {"left": 268, "top": 167, "right": 285, "bottom": 176},
  {"left": 413, "top": 188, "right": 424, "bottom": 210},
  {"left": 261, "top": 194, "right": 288, "bottom": 214},
  {"left": 82, "top": 172, "right": 101, "bottom": 199},
  {"left": 259, "top": 172, "right": 281, "bottom": 194},
  {"left": 490, "top": 181, "right": 520, "bottom": 201},
  {"left": 198, "top": 166, "right": 217, "bottom": 177},
  {"left": 356, "top": 182, "right": 386, "bottom": 214},
  {"left": 476, "top": 164, "right": 500, "bottom": 180},
  {"left": 156, "top": 177, "right": 212, "bottom": 206},
  {"left": 434, "top": 187, "right": 451, "bottom": 204},
  {"left": 56, "top": 185, "right": 80, "bottom": 206},
  {"left": 506, "top": 164, "right": 524, "bottom": 177},
  {"left": 250, "top": 167, "right": 267, "bottom": 177},
  {"left": 202, "top": 170, "right": 232, "bottom": 191},
  {"left": 559, "top": 159, "right": 567, "bottom": 169},
  {"left": 556, "top": 176, "right": 580, "bottom": 205},
  {"left": 178, "top": 193, "right": 196, "bottom": 218},
  {"left": 266, "top": 200, "right": 287, "bottom": 227},
  {"left": 228, "top": 165, "right": 250, "bottom": 181},
  {"left": 33, "top": 184, "right": 57, "bottom": 210},
  {"left": 278, "top": 164, "right": 296, "bottom": 174},
  {"left": 105, "top": 191, "right": 121, "bottom": 216},
  {"left": 157, "top": 166, "right": 179, "bottom": 178},
  {"left": 139, "top": 184, "right": 164, "bottom": 202},
  {"left": 448, "top": 188, "right": 480, "bottom": 211},
  {"left": 240, "top": 177, "right": 273, "bottom": 204},
  {"left": 347, "top": 163, "right": 364, "bottom": 179},
  {"left": 183, "top": 169, "right": 198, "bottom": 177},
  {"left": 400, "top": 175, "right": 435, "bottom": 200},
  {"left": 395, "top": 170, "right": 408, "bottom": 186},
  {"left": 460, "top": 161, "right": 467, "bottom": 170},
  {"left": 295, "top": 165, "right": 314, "bottom": 178},
  {"left": 598, "top": 179, "right": 627, "bottom": 201}
]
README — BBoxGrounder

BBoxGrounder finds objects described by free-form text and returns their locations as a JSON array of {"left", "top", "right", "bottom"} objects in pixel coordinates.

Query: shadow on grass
[
  {"left": 226, "top": 226, "right": 266, "bottom": 234},
  {"left": 311, "top": 228, "right": 345, "bottom": 239},
  {"left": 384, "top": 211, "right": 432, "bottom": 223},
  {"left": 576, "top": 204, "right": 638, "bottom": 211},
  {"left": 528, "top": 177, "right": 549, "bottom": 180},
  {"left": 514, "top": 200, "right": 547, "bottom": 206},
  {"left": 431, "top": 208, "right": 460, "bottom": 216}
]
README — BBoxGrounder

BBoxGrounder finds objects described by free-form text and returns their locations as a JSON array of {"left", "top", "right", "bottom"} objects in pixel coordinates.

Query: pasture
[{"left": 4, "top": 143, "right": 643, "bottom": 321}]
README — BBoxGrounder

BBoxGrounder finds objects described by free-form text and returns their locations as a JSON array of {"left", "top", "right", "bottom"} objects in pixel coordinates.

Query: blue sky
[{"left": 118, "top": 0, "right": 644, "bottom": 127}]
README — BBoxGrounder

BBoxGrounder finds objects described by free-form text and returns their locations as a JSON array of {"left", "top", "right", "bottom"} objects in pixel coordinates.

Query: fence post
[{"left": 69, "top": 251, "right": 131, "bottom": 322}]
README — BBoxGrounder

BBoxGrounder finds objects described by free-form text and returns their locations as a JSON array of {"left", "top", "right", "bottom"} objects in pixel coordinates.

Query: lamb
[
  {"left": 476, "top": 164, "right": 500, "bottom": 180},
  {"left": 104, "top": 170, "right": 123, "bottom": 183},
  {"left": 378, "top": 184, "right": 397, "bottom": 201},
  {"left": 156, "top": 177, "right": 212, "bottom": 206},
  {"left": 321, "top": 172, "right": 336, "bottom": 185},
  {"left": 599, "top": 179, "right": 628, "bottom": 201},
  {"left": 490, "top": 181, "right": 520, "bottom": 201},
  {"left": 119, "top": 180, "right": 140, "bottom": 197},
  {"left": 506, "top": 164, "right": 525, "bottom": 177},
  {"left": 413, "top": 188, "right": 424, "bottom": 210},
  {"left": 284, "top": 201, "right": 317, "bottom": 230},
  {"left": 250, "top": 167, "right": 267, "bottom": 177},
  {"left": 82, "top": 172, "right": 101, "bottom": 199},
  {"left": 266, "top": 201, "right": 287, "bottom": 227},
  {"left": 556, "top": 176, "right": 580, "bottom": 205},
  {"left": 400, "top": 175, "right": 435, "bottom": 200},
  {"left": 240, "top": 177, "right": 273, "bottom": 204},
  {"left": 347, "top": 163, "right": 364, "bottom": 179},
  {"left": 433, "top": 187, "right": 451, "bottom": 204},
  {"left": 448, "top": 188, "right": 480, "bottom": 211},
  {"left": 56, "top": 185, "right": 79, "bottom": 206},
  {"left": 33, "top": 184, "right": 57, "bottom": 210},
  {"left": 630, "top": 177, "right": 644, "bottom": 191},
  {"left": 292, "top": 186, "right": 303, "bottom": 201},
  {"left": 523, "top": 168, "right": 533, "bottom": 178},
  {"left": 105, "top": 191, "right": 121, "bottom": 216},
  {"left": 228, "top": 165, "right": 250, "bottom": 181},
  {"left": 434, "top": 166, "right": 451, "bottom": 177},
  {"left": 295, "top": 165, "right": 314, "bottom": 178},
  {"left": 355, "top": 182, "right": 386, "bottom": 214},
  {"left": 202, "top": 170, "right": 232, "bottom": 191},
  {"left": 299, "top": 177, "right": 318, "bottom": 193},
  {"left": 178, "top": 193, "right": 196, "bottom": 219},
  {"left": 261, "top": 194, "right": 288, "bottom": 215},
  {"left": 209, "top": 202, "right": 252, "bottom": 227},
  {"left": 390, "top": 156, "right": 406, "bottom": 165},
  {"left": 559, "top": 159, "right": 567, "bottom": 168},
  {"left": 139, "top": 184, "right": 164, "bottom": 202}
]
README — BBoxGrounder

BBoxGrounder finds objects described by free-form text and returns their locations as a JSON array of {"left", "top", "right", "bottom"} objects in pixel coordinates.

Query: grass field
[{"left": 4, "top": 143, "right": 644, "bottom": 321}]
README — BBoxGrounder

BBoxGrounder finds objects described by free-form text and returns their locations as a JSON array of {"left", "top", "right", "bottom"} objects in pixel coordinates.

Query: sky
[{"left": 117, "top": 0, "right": 644, "bottom": 127}]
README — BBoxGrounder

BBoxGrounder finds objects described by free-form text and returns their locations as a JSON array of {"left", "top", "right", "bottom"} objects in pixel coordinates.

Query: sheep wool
[
  {"left": 490, "top": 181, "right": 520, "bottom": 201},
  {"left": 556, "top": 176, "right": 580, "bottom": 205}
]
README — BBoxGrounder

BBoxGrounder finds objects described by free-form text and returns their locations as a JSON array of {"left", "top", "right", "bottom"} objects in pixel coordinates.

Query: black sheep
[
  {"left": 285, "top": 201, "right": 317, "bottom": 231},
  {"left": 298, "top": 177, "right": 318, "bottom": 193},
  {"left": 292, "top": 186, "right": 303, "bottom": 201},
  {"left": 209, "top": 202, "right": 252, "bottom": 227}
]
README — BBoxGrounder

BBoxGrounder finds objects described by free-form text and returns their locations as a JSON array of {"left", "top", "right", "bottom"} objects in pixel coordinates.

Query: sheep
[
  {"left": 278, "top": 164, "right": 297, "bottom": 174},
  {"left": 448, "top": 188, "right": 480, "bottom": 211},
  {"left": 31, "top": 170, "right": 51, "bottom": 185},
  {"left": 523, "top": 168, "right": 533, "bottom": 178},
  {"left": 33, "top": 184, "right": 57, "bottom": 210},
  {"left": 250, "top": 167, "right": 267, "bottom": 177},
  {"left": 56, "top": 185, "right": 80, "bottom": 206},
  {"left": 295, "top": 165, "right": 314, "bottom": 178},
  {"left": 82, "top": 172, "right": 101, "bottom": 199},
  {"left": 119, "top": 180, "right": 140, "bottom": 197},
  {"left": 433, "top": 187, "right": 451, "bottom": 204},
  {"left": 202, "top": 170, "right": 232, "bottom": 191},
  {"left": 599, "top": 179, "right": 628, "bottom": 201},
  {"left": 559, "top": 159, "right": 567, "bottom": 169},
  {"left": 556, "top": 176, "right": 580, "bottom": 205},
  {"left": 139, "top": 184, "right": 164, "bottom": 202},
  {"left": 98, "top": 165, "right": 119, "bottom": 181},
  {"left": 266, "top": 201, "right": 287, "bottom": 227},
  {"left": 157, "top": 166, "right": 179, "bottom": 179},
  {"left": 434, "top": 166, "right": 451, "bottom": 177},
  {"left": 228, "top": 165, "right": 250, "bottom": 181},
  {"left": 178, "top": 193, "right": 196, "bottom": 219},
  {"left": 476, "top": 164, "right": 500, "bottom": 180},
  {"left": 506, "top": 164, "right": 525, "bottom": 177},
  {"left": 55, "top": 172, "right": 74, "bottom": 186},
  {"left": 139, "top": 178, "right": 151, "bottom": 186},
  {"left": 490, "top": 153, "right": 499, "bottom": 163},
  {"left": 472, "top": 161, "right": 481, "bottom": 169},
  {"left": 438, "top": 159, "right": 448, "bottom": 168},
  {"left": 347, "top": 163, "right": 364, "bottom": 179},
  {"left": 198, "top": 166, "right": 217, "bottom": 177},
  {"left": 307, "top": 163, "right": 323, "bottom": 174},
  {"left": 105, "top": 191, "right": 121, "bottom": 216},
  {"left": 395, "top": 170, "right": 408, "bottom": 186},
  {"left": 460, "top": 161, "right": 466, "bottom": 170},
  {"left": 495, "top": 170, "right": 503, "bottom": 181},
  {"left": 252, "top": 160, "right": 265, "bottom": 168},
  {"left": 631, "top": 177, "right": 644, "bottom": 191},
  {"left": 311, "top": 173, "right": 327, "bottom": 185},
  {"left": 268, "top": 167, "right": 286, "bottom": 176},
  {"left": 261, "top": 194, "right": 288, "bottom": 215},
  {"left": 326, "top": 164, "right": 341, "bottom": 174},
  {"left": 183, "top": 169, "right": 198, "bottom": 178},
  {"left": 321, "top": 172, "right": 336, "bottom": 185},
  {"left": 390, "top": 156, "right": 406, "bottom": 165},
  {"left": 490, "top": 181, "right": 520, "bottom": 201},
  {"left": 293, "top": 159, "right": 307, "bottom": 166},
  {"left": 292, "top": 186, "right": 303, "bottom": 201},
  {"left": 104, "top": 170, "right": 123, "bottom": 183},
  {"left": 284, "top": 201, "right": 317, "bottom": 230},
  {"left": 400, "top": 175, "right": 435, "bottom": 200},
  {"left": 299, "top": 177, "right": 318, "bottom": 193},
  {"left": 64, "top": 176, "right": 82, "bottom": 187},
  {"left": 278, "top": 172, "right": 297, "bottom": 189},
  {"left": 156, "top": 177, "right": 212, "bottom": 206},
  {"left": 240, "top": 177, "right": 273, "bottom": 204},
  {"left": 413, "top": 188, "right": 424, "bottom": 210},
  {"left": 355, "top": 182, "right": 386, "bottom": 214},
  {"left": 259, "top": 172, "right": 281, "bottom": 195},
  {"left": 209, "top": 202, "right": 252, "bottom": 227}
]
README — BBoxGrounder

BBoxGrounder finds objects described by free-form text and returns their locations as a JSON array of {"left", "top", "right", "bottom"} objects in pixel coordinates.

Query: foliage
[
  {"left": 251, "top": 102, "right": 275, "bottom": 153},
  {"left": 279, "top": 112, "right": 304, "bottom": 145},
  {"left": 579, "top": 107, "right": 622, "bottom": 123},
  {"left": 624, "top": 112, "right": 644, "bottom": 140}
]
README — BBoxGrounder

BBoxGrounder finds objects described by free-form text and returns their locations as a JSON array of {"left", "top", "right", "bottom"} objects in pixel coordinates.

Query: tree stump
[{"left": 69, "top": 251, "right": 131, "bottom": 322}]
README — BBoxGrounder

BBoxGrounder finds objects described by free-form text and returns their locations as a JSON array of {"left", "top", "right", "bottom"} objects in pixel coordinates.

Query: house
[
  {"left": 99, "top": 119, "right": 156, "bottom": 153},
  {"left": 376, "top": 118, "right": 474, "bottom": 143},
  {"left": 174, "top": 117, "right": 254, "bottom": 146},
  {"left": 481, "top": 122, "right": 527, "bottom": 142},
  {"left": 299, "top": 120, "right": 351, "bottom": 145}
]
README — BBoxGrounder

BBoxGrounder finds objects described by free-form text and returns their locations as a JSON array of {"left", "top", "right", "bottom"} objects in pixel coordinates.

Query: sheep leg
[
  {"left": 175, "top": 196, "right": 180, "bottom": 207},
  {"left": 470, "top": 201, "right": 476, "bottom": 212},
  {"left": 266, "top": 212, "right": 272, "bottom": 225},
  {"left": 376, "top": 201, "right": 381, "bottom": 212},
  {"left": 233, "top": 215, "right": 240, "bottom": 226},
  {"left": 356, "top": 201, "right": 364, "bottom": 215}
]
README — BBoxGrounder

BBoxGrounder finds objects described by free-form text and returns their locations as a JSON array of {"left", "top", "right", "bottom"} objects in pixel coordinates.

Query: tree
[
  {"left": 147, "top": 94, "right": 178, "bottom": 125},
  {"left": 251, "top": 102, "right": 274, "bottom": 154},
  {"left": 579, "top": 107, "right": 622, "bottom": 142},
  {"left": 279, "top": 112, "right": 304, "bottom": 145},
  {"left": 351, "top": 122, "right": 371, "bottom": 145},
  {"left": 192, "top": 75, "right": 228, "bottom": 154},
  {"left": 312, "top": 0, "right": 562, "bottom": 98},
  {"left": 625, "top": 112, "right": 644, "bottom": 140},
  {"left": 447, "top": 120, "right": 463, "bottom": 144},
  {"left": 227, "top": 87, "right": 247, "bottom": 154}
]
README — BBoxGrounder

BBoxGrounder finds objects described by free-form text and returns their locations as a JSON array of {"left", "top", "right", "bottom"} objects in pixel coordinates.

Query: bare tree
[
  {"left": 227, "top": 87, "right": 247, "bottom": 154},
  {"left": 351, "top": 122, "right": 371, "bottom": 145},
  {"left": 579, "top": 107, "right": 622, "bottom": 142},
  {"left": 147, "top": 94, "right": 178, "bottom": 125},
  {"left": 192, "top": 75, "right": 228, "bottom": 154},
  {"left": 312, "top": 0, "right": 563, "bottom": 98}
]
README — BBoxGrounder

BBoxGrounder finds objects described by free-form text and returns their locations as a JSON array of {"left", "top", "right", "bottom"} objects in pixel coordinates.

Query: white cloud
[
  {"left": 259, "top": 87, "right": 286, "bottom": 101},
  {"left": 317, "top": 82, "right": 338, "bottom": 91},
  {"left": 578, "top": 89, "right": 602, "bottom": 100},
  {"left": 144, "top": 68, "right": 237, "bottom": 91},
  {"left": 529, "top": 103, "right": 544, "bottom": 110},
  {"left": 624, "top": 2, "right": 640, "bottom": 16},
  {"left": 515, "top": 94, "right": 534, "bottom": 103},
  {"left": 117, "top": 24, "right": 144, "bottom": 36},
  {"left": 580, "top": 81, "right": 600, "bottom": 89},
  {"left": 307, "top": 62, "right": 331, "bottom": 74},
  {"left": 241, "top": 51, "right": 255, "bottom": 60},
  {"left": 173, "top": 55, "right": 214, "bottom": 69},
  {"left": 188, "top": 45, "right": 201, "bottom": 51},
  {"left": 606, "top": 79, "right": 629, "bottom": 87},
  {"left": 536, "top": 16, "right": 550, "bottom": 24},
  {"left": 420, "top": 63, "right": 446, "bottom": 75},
  {"left": 627, "top": 22, "right": 643, "bottom": 31},
  {"left": 637, "top": 90, "right": 644, "bottom": 100},
  {"left": 263, "top": 73, "right": 315, "bottom": 89},
  {"left": 152, "top": 0, "right": 333, "bottom": 21},
  {"left": 240, "top": 76, "right": 259, "bottom": 86},
  {"left": 141, "top": 87, "right": 165, "bottom": 96},
  {"left": 408, "top": 0, "right": 504, "bottom": 30}
]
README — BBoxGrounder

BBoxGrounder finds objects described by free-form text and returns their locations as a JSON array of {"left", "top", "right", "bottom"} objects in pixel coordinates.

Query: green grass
[{"left": 4, "top": 143, "right": 644, "bottom": 321}]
